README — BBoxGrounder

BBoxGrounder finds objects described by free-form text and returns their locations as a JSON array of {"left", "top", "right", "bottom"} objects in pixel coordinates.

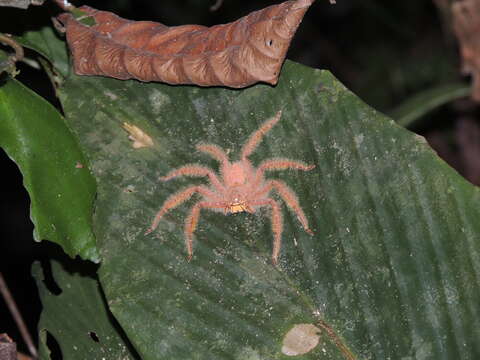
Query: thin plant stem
[
  {"left": 0, "top": 34, "right": 24, "bottom": 63},
  {"left": 210, "top": 0, "right": 223, "bottom": 12},
  {"left": 0, "top": 273, "right": 37, "bottom": 358}
]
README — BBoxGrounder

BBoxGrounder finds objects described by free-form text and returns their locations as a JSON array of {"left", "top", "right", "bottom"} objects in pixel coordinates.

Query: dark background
[{"left": 1, "top": 0, "right": 478, "bottom": 355}]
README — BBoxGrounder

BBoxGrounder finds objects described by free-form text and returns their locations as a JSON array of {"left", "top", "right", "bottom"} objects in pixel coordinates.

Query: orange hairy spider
[{"left": 145, "top": 111, "right": 315, "bottom": 264}]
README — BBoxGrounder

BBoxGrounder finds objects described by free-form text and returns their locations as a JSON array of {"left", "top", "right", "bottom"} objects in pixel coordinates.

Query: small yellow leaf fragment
[
  {"left": 122, "top": 122, "right": 153, "bottom": 149},
  {"left": 281, "top": 323, "right": 321, "bottom": 356}
]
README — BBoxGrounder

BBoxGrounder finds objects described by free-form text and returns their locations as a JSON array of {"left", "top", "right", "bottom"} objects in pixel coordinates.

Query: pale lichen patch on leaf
[
  {"left": 149, "top": 89, "right": 171, "bottom": 114},
  {"left": 122, "top": 122, "right": 154, "bottom": 149},
  {"left": 103, "top": 91, "right": 118, "bottom": 101},
  {"left": 281, "top": 323, "right": 321, "bottom": 356}
]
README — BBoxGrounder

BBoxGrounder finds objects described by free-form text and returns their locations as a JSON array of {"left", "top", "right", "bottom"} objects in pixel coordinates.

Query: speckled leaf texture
[{"left": 57, "top": 60, "right": 480, "bottom": 359}]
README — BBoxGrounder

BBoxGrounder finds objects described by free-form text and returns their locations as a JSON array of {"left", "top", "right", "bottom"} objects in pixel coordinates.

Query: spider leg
[
  {"left": 248, "top": 198, "right": 283, "bottom": 265},
  {"left": 256, "top": 158, "right": 315, "bottom": 179},
  {"left": 184, "top": 201, "right": 225, "bottom": 261},
  {"left": 256, "top": 179, "right": 313, "bottom": 235},
  {"left": 196, "top": 143, "right": 229, "bottom": 165},
  {"left": 240, "top": 111, "right": 282, "bottom": 160},
  {"left": 160, "top": 165, "right": 225, "bottom": 191},
  {"left": 145, "top": 185, "right": 218, "bottom": 235}
]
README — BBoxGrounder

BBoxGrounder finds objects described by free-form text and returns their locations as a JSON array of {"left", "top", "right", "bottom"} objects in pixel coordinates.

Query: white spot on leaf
[
  {"left": 149, "top": 90, "right": 171, "bottom": 114},
  {"left": 104, "top": 91, "right": 118, "bottom": 100}
]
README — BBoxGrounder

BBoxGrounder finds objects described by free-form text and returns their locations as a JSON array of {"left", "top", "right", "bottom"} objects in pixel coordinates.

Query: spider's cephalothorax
[{"left": 145, "top": 111, "right": 315, "bottom": 264}]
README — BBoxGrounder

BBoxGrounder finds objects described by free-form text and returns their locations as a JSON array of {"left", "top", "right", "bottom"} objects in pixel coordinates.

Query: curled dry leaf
[
  {"left": 57, "top": 0, "right": 315, "bottom": 88},
  {"left": 452, "top": 0, "right": 480, "bottom": 101}
]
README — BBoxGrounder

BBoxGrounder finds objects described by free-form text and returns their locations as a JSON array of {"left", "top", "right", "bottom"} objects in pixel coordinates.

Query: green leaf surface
[
  {"left": 33, "top": 259, "right": 138, "bottom": 359},
  {"left": 59, "top": 61, "right": 480, "bottom": 359},
  {"left": 0, "top": 78, "right": 98, "bottom": 261},
  {"left": 390, "top": 83, "right": 471, "bottom": 127},
  {"left": 17, "top": 26, "right": 70, "bottom": 77},
  {"left": 0, "top": 48, "right": 11, "bottom": 73}
]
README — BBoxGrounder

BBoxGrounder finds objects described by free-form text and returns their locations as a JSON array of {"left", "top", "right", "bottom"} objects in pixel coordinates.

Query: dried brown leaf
[
  {"left": 58, "top": 0, "right": 314, "bottom": 88},
  {"left": 452, "top": 0, "right": 480, "bottom": 101}
]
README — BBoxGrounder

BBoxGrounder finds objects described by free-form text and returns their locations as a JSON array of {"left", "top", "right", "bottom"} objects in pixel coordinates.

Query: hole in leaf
[
  {"left": 89, "top": 331, "right": 100, "bottom": 342},
  {"left": 45, "top": 330, "right": 63, "bottom": 360}
]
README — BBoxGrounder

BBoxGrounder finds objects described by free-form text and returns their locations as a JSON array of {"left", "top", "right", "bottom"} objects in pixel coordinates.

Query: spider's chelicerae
[{"left": 145, "top": 111, "right": 315, "bottom": 264}]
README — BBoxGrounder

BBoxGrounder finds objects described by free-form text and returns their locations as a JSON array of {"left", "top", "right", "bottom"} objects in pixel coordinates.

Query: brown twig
[
  {"left": 0, "top": 34, "right": 24, "bottom": 63},
  {"left": 0, "top": 273, "right": 37, "bottom": 359},
  {"left": 210, "top": 0, "right": 223, "bottom": 11},
  {"left": 315, "top": 317, "right": 356, "bottom": 360}
]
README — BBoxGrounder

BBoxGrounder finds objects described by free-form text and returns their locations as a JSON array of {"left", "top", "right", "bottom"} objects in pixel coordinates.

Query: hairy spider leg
[
  {"left": 184, "top": 201, "right": 226, "bottom": 260},
  {"left": 160, "top": 164, "right": 225, "bottom": 192},
  {"left": 253, "top": 158, "right": 315, "bottom": 184},
  {"left": 196, "top": 143, "right": 229, "bottom": 165},
  {"left": 240, "top": 110, "right": 282, "bottom": 160},
  {"left": 145, "top": 185, "right": 219, "bottom": 235},
  {"left": 258, "top": 158, "right": 315, "bottom": 174},
  {"left": 256, "top": 179, "right": 313, "bottom": 235},
  {"left": 248, "top": 198, "right": 283, "bottom": 264}
]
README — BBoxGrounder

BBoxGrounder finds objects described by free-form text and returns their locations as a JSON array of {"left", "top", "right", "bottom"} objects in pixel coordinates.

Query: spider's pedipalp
[
  {"left": 241, "top": 110, "right": 282, "bottom": 160},
  {"left": 184, "top": 201, "right": 225, "bottom": 260},
  {"left": 249, "top": 198, "right": 283, "bottom": 264},
  {"left": 145, "top": 185, "right": 217, "bottom": 235},
  {"left": 260, "top": 179, "right": 313, "bottom": 234},
  {"left": 160, "top": 164, "right": 225, "bottom": 191},
  {"left": 196, "top": 143, "right": 229, "bottom": 164}
]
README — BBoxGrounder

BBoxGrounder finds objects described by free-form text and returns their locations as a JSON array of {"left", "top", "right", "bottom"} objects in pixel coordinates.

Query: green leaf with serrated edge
[
  {"left": 58, "top": 60, "right": 480, "bottom": 359},
  {"left": 32, "top": 259, "right": 138, "bottom": 359},
  {"left": 0, "top": 78, "right": 98, "bottom": 261}
]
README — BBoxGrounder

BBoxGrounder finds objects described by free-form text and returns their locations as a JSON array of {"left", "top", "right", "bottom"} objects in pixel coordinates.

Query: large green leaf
[
  {"left": 32, "top": 258, "right": 138, "bottom": 359},
  {"left": 58, "top": 61, "right": 480, "bottom": 359},
  {"left": 0, "top": 78, "right": 98, "bottom": 261}
]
